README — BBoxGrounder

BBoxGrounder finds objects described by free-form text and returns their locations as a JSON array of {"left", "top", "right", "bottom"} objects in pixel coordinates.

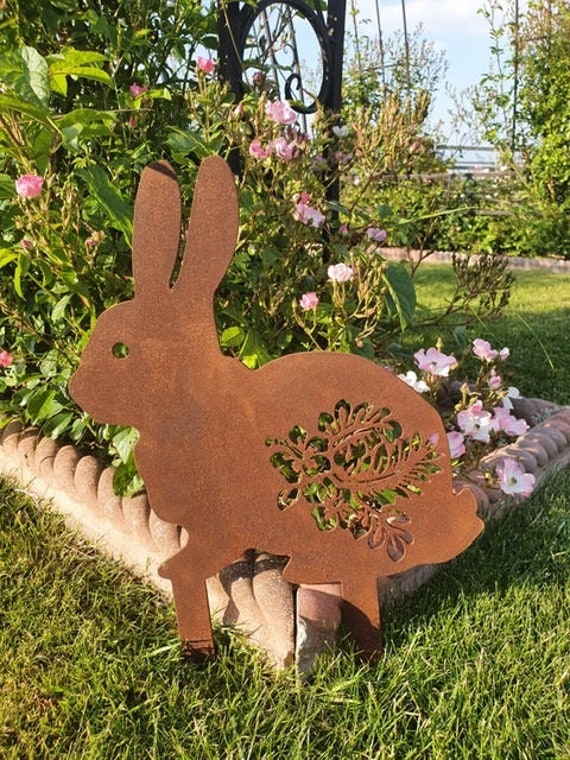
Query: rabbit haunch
[{"left": 70, "top": 156, "right": 483, "bottom": 660}]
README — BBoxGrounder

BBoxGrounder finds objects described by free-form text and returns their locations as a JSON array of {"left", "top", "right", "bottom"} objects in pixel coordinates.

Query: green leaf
[
  {"left": 43, "top": 411, "right": 74, "bottom": 439},
  {"left": 55, "top": 66, "right": 112, "bottom": 87},
  {"left": 0, "top": 173, "right": 15, "bottom": 200},
  {"left": 30, "top": 126, "right": 54, "bottom": 172},
  {"left": 47, "top": 47, "right": 112, "bottom": 88},
  {"left": 111, "top": 426, "right": 140, "bottom": 464},
  {"left": 57, "top": 109, "right": 117, "bottom": 151},
  {"left": 51, "top": 294, "right": 72, "bottom": 322},
  {"left": 40, "top": 350, "right": 60, "bottom": 379},
  {"left": 166, "top": 128, "right": 220, "bottom": 160},
  {"left": 26, "top": 387, "right": 64, "bottom": 423},
  {"left": 57, "top": 108, "right": 117, "bottom": 152},
  {"left": 352, "top": 340, "right": 375, "bottom": 360},
  {"left": 0, "top": 46, "right": 50, "bottom": 108},
  {"left": 78, "top": 166, "right": 133, "bottom": 241},
  {"left": 58, "top": 109, "right": 116, "bottom": 130},
  {"left": 112, "top": 458, "right": 145, "bottom": 497},
  {"left": 0, "top": 93, "right": 58, "bottom": 132},
  {"left": 376, "top": 203, "right": 393, "bottom": 220},
  {"left": 325, "top": 200, "right": 350, "bottom": 215},
  {"left": 0, "top": 249, "right": 17, "bottom": 268},
  {"left": 277, "top": 329, "right": 293, "bottom": 351},
  {"left": 239, "top": 330, "right": 273, "bottom": 368},
  {"left": 50, "top": 73, "right": 68, "bottom": 97},
  {"left": 14, "top": 250, "right": 31, "bottom": 298},
  {"left": 147, "top": 87, "right": 172, "bottom": 101},
  {"left": 220, "top": 325, "right": 245, "bottom": 348},
  {"left": 20, "top": 46, "right": 51, "bottom": 108},
  {"left": 382, "top": 263, "right": 416, "bottom": 331},
  {"left": 48, "top": 48, "right": 108, "bottom": 68},
  {"left": 70, "top": 414, "right": 91, "bottom": 440},
  {"left": 60, "top": 123, "right": 82, "bottom": 152}
]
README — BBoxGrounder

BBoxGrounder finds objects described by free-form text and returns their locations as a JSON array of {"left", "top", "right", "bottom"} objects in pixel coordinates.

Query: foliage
[
  {"left": 471, "top": 0, "right": 570, "bottom": 258},
  {"left": 343, "top": 25, "right": 447, "bottom": 121},
  {"left": 0, "top": 0, "right": 212, "bottom": 489},
  {"left": 340, "top": 21, "right": 567, "bottom": 260}
]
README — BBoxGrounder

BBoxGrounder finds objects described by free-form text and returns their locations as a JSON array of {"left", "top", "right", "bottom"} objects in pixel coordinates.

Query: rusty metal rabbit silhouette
[{"left": 70, "top": 156, "right": 483, "bottom": 659}]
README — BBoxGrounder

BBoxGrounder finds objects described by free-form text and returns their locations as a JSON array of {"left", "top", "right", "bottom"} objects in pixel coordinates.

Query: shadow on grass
[{"left": 380, "top": 468, "right": 570, "bottom": 649}]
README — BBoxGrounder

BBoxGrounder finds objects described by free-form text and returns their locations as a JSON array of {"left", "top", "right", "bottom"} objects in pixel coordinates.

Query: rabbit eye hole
[{"left": 112, "top": 342, "right": 130, "bottom": 359}]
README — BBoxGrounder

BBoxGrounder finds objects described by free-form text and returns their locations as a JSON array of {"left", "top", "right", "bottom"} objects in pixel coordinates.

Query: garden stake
[{"left": 70, "top": 156, "right": 483, "bottom": 661}]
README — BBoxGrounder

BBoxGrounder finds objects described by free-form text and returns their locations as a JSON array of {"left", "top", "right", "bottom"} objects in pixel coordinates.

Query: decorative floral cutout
[{"left": 266, "top": 400, "right": 441, "bottom": 557}]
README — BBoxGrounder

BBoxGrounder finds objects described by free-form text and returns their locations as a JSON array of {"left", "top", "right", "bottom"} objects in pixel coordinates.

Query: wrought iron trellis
[
  {"left": 217, "top": 0, "right": 346, "bottom": 206},
  {"left": 218, "top": 0, "right": 346, "bottom": 119}
]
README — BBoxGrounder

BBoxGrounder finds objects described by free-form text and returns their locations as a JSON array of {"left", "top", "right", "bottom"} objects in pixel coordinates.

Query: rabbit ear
[
  {"left": 172, "top": 155, "right": 238, "bottom": 298},
  {"left": 132, "top": 160, "right": 181, "bottom": 297}
]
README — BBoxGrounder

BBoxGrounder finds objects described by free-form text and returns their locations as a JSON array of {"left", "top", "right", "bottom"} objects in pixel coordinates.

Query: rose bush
[{"left": 398, "top": 338, "right": 537, "bottom": 498}]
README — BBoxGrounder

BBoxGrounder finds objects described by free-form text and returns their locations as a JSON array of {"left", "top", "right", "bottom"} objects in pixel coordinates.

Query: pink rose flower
[
  {"left": 273, "top": 136, "right": 299, "bottom": 161},
  {"left": 265, "top": 99, "right": 297, "bottom": 125},
  {"left": 472, "top": 338, "right": 510, "bottom": 362},
  {"left": 196, "top": 56, "right": 215, "bottom": 74},
  {"left": 446, "top": 431, "right": 466, "bottom": 459},
  {"left": 299, "top": 291, "right": 319, "bottom": 310},
  {"left": 327, "top": 262, "right": 354, "bottom": 283},
  {"left": 294, "top": 196, "right": 325, "bottom": 228},
  {"left": 334, "top": 151, "right": 353, "bottom": 164},
  {"left": 492, "top": 407, "right": 529, "bottom": 437},
  {"left": 249, "top": 139, "right": 273, "bottom": 159},
  {"left": 312, "top": 156, "right": 328, "bottom": 172},
  {"left": 0, "top": 351, "right": 13, "bottom": 368},
  {"left": 397, "top": 370, "right": 430, "bottom": 394},
  {"left": 15, "top": 174, "right": 44, "bottom": 198},
  {"left": 487, "top": 370, "right": 502, "bottom": 390},
  {"left": 456, "top": 399, "right": 495, "bottom": 444},
  {"left": 129, "top": 83, "right": 148, "bottom": 99},
  {"left": 495, "top": 458, "right": 535, "bottom": 497},
  {"left": 366, "top": 227, "right": 387, "bottom": 243},
  {"left": 413, "top": 347, "right": 457, "bottom": 378}
]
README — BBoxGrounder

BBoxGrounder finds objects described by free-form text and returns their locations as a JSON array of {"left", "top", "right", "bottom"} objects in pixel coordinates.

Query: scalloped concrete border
[{"left": 1, "top": 396, "right": 569, "bottom": 670}]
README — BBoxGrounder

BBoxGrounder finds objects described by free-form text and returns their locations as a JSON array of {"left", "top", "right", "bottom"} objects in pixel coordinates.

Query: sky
[{"left": 351, "top": 0, "right": 525, "bottom": 141}]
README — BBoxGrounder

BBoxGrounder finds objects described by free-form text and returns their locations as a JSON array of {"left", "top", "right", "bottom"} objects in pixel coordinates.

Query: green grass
[
  {"left": 1, "top": 267, "right": 570, "bottom": 758},
  {"left": 1, "top": 473, "right": 569, "bottom": 758}
]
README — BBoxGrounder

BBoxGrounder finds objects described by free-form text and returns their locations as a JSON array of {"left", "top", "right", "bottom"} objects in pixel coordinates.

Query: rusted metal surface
[{"left": 70, "top": 156, "right": 483, "bottom": 660}]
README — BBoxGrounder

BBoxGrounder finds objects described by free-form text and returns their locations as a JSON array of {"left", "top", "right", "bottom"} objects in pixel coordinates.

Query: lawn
[{"left": 1, "top": 267, "right": 569, "bottom": 759}]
